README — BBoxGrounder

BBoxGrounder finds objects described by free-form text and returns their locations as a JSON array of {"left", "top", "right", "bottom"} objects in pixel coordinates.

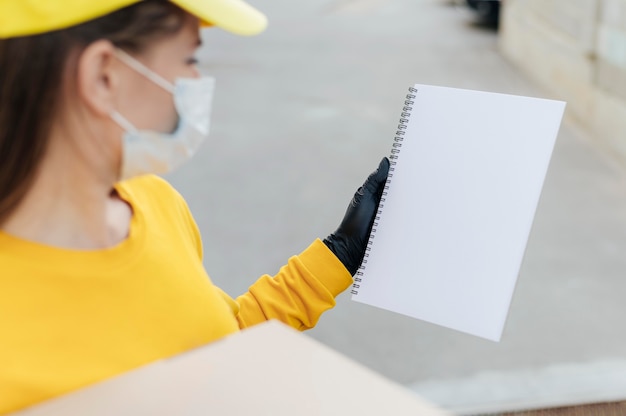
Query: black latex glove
[{"left": 324, "top": 157, "right": 390, "bottom": 276}]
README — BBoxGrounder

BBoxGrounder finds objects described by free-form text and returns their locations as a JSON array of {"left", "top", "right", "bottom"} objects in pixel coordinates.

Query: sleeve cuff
[{"left": 296, "top": 239, "right": 353, "bottom": 297}]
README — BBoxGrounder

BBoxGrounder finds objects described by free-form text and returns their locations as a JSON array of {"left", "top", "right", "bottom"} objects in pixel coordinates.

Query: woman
[{"left": 0, "top": 0, "right": 389, "bottom": 413}]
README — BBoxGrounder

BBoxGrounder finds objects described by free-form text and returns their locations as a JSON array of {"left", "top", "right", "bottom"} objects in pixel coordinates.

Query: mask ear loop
[
  {"left": 114, "top": 49, "right": 176, "bottom": 94},
  {"left": 110, "top": 110, "right": 138, "bottom": 133}
]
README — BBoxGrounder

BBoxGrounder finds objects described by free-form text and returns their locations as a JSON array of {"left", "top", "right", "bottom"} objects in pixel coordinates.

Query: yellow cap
[{"left": 0, "top": 0, "right": 268, "bottom": 39}]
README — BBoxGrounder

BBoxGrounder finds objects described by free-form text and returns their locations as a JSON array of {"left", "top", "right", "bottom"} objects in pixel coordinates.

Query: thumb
[{"left": 363, "top": 157, "right": 390, "bottom": 196}]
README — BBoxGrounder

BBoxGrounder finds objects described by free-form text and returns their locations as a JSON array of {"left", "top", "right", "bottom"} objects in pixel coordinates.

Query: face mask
[{"left": 110, "top": 49, "right": 215, "bottom": 180}]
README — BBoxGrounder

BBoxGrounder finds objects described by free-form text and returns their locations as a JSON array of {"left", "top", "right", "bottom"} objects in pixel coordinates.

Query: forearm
[{"left": 234, "top": 239, "right": 352, "bottom": 330}]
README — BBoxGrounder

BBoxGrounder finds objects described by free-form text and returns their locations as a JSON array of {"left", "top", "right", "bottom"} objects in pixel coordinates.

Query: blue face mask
[{"left": 110, "top": 49, "right": 215, "bottom": 180}]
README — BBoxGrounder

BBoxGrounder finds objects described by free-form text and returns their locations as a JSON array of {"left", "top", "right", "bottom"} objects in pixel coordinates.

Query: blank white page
[{"left": 352, "top": 84, "right": 565, "bottom": 341}]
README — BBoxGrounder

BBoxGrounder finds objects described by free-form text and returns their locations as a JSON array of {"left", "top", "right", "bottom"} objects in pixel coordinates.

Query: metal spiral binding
[{"left": 351, "top": 87, "right": 418, "bottom": 296}]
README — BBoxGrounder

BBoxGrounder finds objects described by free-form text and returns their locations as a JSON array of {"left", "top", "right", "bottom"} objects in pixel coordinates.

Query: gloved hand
[{"left": 324, "top": 157, "right": 390, "bottom": 276}]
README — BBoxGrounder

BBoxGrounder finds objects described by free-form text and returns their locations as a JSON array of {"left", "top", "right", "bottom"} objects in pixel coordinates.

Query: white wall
[{"left": 500, "top": 0, "right": 626, "bottom": 163}]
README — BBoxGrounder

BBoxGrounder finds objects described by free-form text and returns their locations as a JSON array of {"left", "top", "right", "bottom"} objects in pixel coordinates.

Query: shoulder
[
  {"left": 116, "top": 175, "right": 203, "bottom": 257},
  {"left": 115, "top": 174, "right": 193, "bottom": 225},
  {"left": 116, "top": 174, "right": 183, "bottom": 204}
]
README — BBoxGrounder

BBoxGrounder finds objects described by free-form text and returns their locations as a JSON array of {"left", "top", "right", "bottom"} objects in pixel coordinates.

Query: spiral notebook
[{"left": 352, "top": 84, "right": 566, "bottom": 342}]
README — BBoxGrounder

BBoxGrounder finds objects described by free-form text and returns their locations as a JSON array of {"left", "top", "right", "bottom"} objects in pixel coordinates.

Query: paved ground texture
[
  {"left": 167, "top": 0, "right": 626, "bottom": 413},
  {"left": 500, "top": 401, "right": 626, "bottom": 416}
]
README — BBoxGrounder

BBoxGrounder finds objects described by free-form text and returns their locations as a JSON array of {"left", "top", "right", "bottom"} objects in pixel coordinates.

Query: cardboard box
[{"left": 12, "top": 321, "right": 449, "bottom": 415}]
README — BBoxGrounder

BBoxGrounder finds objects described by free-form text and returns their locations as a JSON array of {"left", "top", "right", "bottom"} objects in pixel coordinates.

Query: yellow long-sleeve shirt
[{"left": 0, "top": 175, "right": 352, "bottom": 414}]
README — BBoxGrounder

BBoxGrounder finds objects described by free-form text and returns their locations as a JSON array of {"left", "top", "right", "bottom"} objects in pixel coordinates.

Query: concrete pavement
[{"left": 167, "top": 0, "right": 626, "bottom": 413}]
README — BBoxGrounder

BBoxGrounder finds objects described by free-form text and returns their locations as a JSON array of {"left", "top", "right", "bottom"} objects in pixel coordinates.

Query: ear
[{"left": 75, "top": 40, "right": 119, "bottom": 118}]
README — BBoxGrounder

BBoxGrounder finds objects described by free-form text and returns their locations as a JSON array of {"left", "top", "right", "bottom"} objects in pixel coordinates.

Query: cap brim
[{"left": 172, "top": 0, "right": 267, "bottom": 36}]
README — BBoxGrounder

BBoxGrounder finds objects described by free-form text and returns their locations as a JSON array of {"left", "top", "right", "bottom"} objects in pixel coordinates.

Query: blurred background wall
[{"left": 501, "top": 0, "right": 626, "bottom": 165}]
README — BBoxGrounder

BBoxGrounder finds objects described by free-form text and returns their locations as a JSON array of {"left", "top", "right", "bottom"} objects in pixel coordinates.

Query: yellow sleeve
[
  {"left": 123, "top": 176, "right": 351, "bottom": 331},
  {"left": 217, "top": 239, "right": 353, "bottom": 331}
]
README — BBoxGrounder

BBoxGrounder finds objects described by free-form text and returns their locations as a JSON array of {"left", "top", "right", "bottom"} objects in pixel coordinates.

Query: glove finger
[
  {"left": 362, "top": 157, "right": 390, "bottom": 195},
  {"left": 351, "top": 158, "right": 389, "bottom": 208},
  {"left": 350, "top": 186, "right": 365, "bottom": 208}
]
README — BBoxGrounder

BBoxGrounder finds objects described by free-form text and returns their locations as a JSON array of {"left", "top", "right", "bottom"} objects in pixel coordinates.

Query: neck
[{"left": 1, "top": 127, "right": 131, "bottom": 250}]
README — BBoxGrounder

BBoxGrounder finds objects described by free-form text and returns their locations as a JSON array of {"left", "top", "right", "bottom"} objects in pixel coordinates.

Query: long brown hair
[{"left": 0, "top": 0, "right": 186, "bottom": 224}]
